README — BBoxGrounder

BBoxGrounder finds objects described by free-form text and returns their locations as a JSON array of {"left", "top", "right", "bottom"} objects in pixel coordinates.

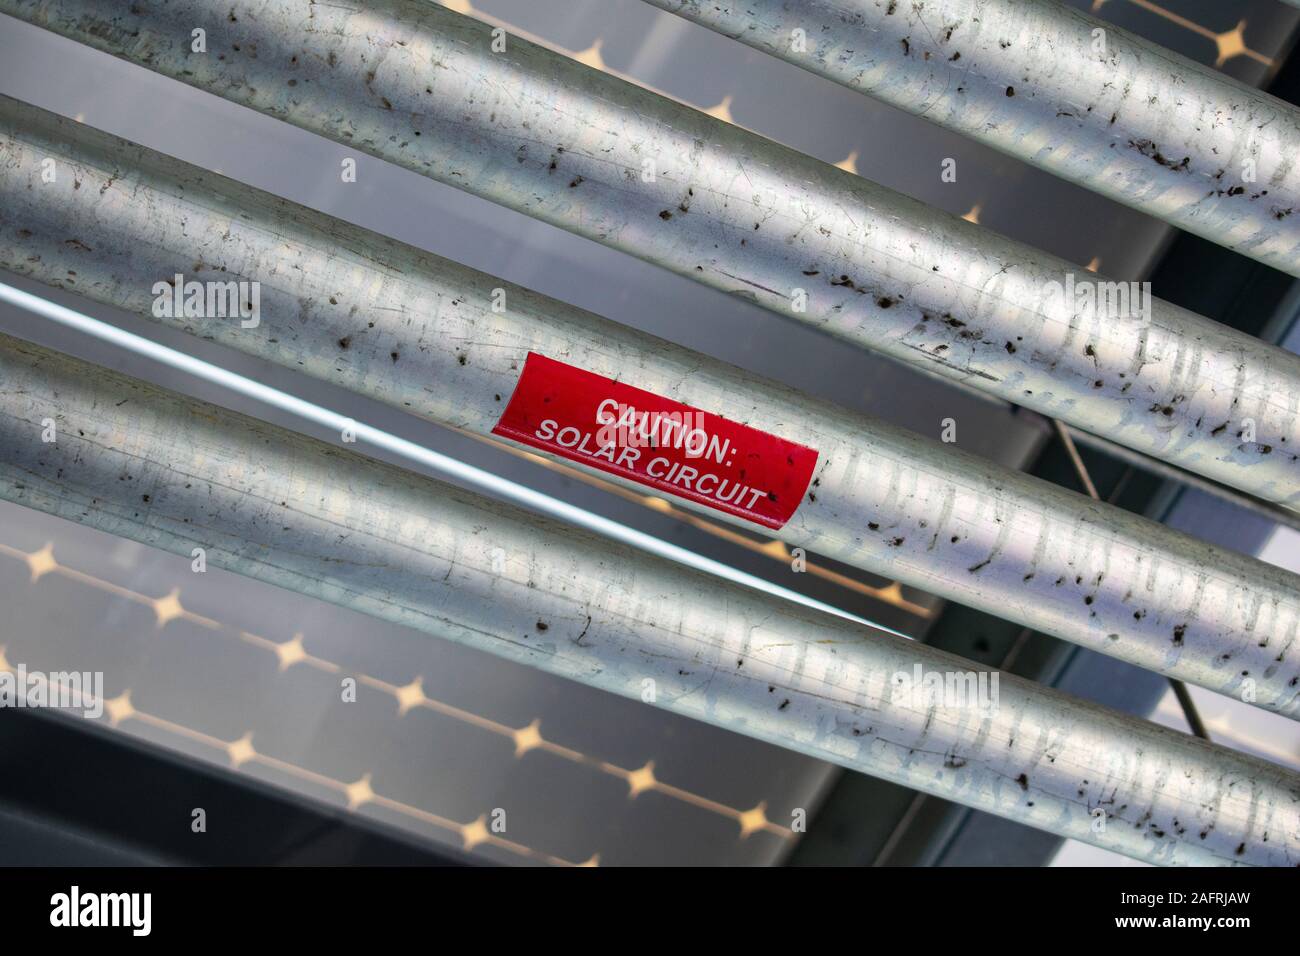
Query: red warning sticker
[{"left": 492, "top": 353, "right": 819, "bottom": 529}]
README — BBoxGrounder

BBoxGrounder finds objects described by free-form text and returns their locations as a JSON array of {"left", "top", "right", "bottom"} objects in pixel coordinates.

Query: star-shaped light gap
[
  {"left": 512, "top": 718, "right": 545, "bottom": 757},
  {"left": 738, "top": 802, "right": 770, "bottom": 839},
  {"left": 104, "top": 690, "right": 135, "bottom": 727},
  {"left": 345, "top": 773, "right": 375, "bottom": 810},
  {"left": 24, "top": 543, "right": 58, "bottom": 582},
  {"left": 274, "top": 633, "right": 308, "bottom": 671},
  {"left": 227, "top": 732, "right": 257, "bottom": 768},
  {"left": 626, "top": 761, "right": 657, "bottom": 799},
  {"left": 394, "top": 677, "right": 427, "bottom": 715},
  {"left": 461, "top": 815, "right": 492, "bottom": 851},
  {"left": 152, "top": 588, "right": 186, "bottom": 628}
]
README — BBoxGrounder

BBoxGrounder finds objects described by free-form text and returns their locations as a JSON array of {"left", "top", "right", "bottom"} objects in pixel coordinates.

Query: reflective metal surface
[
  {"left": 5, "top": 0, "right": 1299, "bottom": 508},
  {"left": 1, "top": 333, "right": 1297, "bottom": 865},
  {"left": 4, "top": 96, "right": 1300, "bottom": 716},
  {"left": 645, "top": 0, "right": 1300, "bottom": 273}
]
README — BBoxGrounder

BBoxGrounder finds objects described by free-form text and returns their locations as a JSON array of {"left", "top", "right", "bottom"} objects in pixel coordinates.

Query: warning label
[{"left": 492, "top": 353, "right": 819, "bottom": 529}]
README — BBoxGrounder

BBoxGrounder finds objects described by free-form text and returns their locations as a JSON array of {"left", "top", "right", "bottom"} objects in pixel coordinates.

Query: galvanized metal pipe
[
  {"left": 1, "top": 333, "right": 1297, "bottom": 865},
  {"left": 3, "top": 94, "right": 1300, "bottom": 718},
  {"left": 644, "top": 0, "right": 1300, "bottom": 274},
  {"left": 5, "top": 1, "right": 1299, "bottom": 511},
  {"left": 1063, "top": 424, "right": 1300, "bottom": 536}
]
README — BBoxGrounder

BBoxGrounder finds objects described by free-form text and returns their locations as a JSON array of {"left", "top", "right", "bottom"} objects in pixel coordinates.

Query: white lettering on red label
[{"left": 492, "top": 353, "right": 819, "bottom": 529}]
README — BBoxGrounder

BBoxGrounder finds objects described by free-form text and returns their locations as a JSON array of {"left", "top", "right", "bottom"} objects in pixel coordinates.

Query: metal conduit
[
  {"left": 642, "top": 0, "right": 1300, "bottom": 274},
  {"left": 1062, "top": 424, "right": 1300, "bottom": 536},
  {"left": 3, "top": 96, "right": 1299, "bottom": 718},
  {"left": 0, "top": 332, "right": 1296, "bottom": 865},
  {"left": 4, "top": 0, "right": 1299, "bottom": 511}
]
